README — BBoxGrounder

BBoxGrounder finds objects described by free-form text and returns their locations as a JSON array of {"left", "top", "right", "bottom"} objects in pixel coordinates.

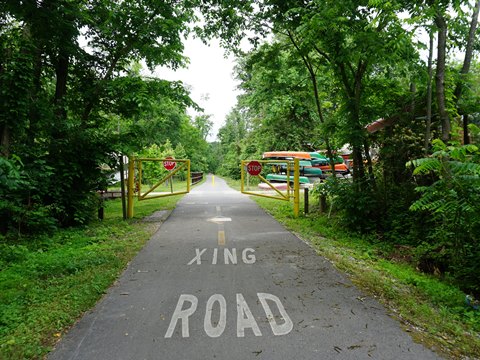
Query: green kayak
[
  {"left": 265, "top": 174, "right": 311, "bottom": 184},
  {"left": 310, "top": 152, "right": 344, "bottom": 164},
  {"left": 299, "top": 161, "right": 323, "bottom": 176},
  {"left": 272, "top": 161, "right": 323, "bottom": 177}
]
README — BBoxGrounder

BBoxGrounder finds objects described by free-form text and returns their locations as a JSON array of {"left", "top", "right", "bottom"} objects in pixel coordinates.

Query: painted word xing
[{"left": 187, "top": 248, "right": 256, "bottom": 265}]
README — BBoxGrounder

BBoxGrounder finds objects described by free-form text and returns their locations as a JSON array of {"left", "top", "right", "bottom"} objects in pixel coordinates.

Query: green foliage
[
  {"left": 408, "top": 138, "right": 480, "bottom": 295},
  {"left": 0, "top": 196, "right": 180, "bottom": 359},
  {"left": 1, "top": 0, "right": 245, "bottom": 235},
  {"left": 252, "top": 194, "right": 480, "bottom": 358},
  {"left": 0, "top": 156, "right": 58, "bottom": 235},
  {"left": 236, "top": 40, "right": 320, "bottom": 151},
  {"left": 192, "top": 114, "right": 213, "bottom": 141},
  {"left": 321, "top": 178, "right": 380, "bottom": 233},
  {"left": 217, "top": 108, "right": 252, "bottom": 179},
  {"left": 206, "top": 141, "right": 223, "bottom": 174},
  {"left": 218, "top": 0, "right": 480, "bottom": 301},
  {"left": 0, "top": 155, "right": 23, "bottom": 192},
  {"left": 179, "top": 118, "right": 210, "bottom": 172},
  {"left": 138, "top": 142, "right": 174, "bottom": 186}
]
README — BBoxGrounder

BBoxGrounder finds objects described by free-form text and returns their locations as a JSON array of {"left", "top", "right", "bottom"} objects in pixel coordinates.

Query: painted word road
[
  {"left": 165, "top": 293, "right": 293, "bottom": 338},
  {"left": 164, "top": 246, "right": 294, "bottom": 339}
]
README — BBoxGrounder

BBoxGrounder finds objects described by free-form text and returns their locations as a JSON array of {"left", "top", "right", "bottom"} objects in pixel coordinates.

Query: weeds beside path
[
  {"left": 0, "top": 196, "right": 181, "bottom": 360},
  {"left": 2, "top": 177, "right": 479, "bottom": 360},
  {"left": 251, "top": 195, "right": 480, "bottom": 360}
]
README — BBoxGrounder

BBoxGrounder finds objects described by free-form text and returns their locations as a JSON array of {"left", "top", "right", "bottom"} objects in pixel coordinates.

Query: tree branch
[{"left": 81, "top": 10, "right": 160, "bottom": 122}]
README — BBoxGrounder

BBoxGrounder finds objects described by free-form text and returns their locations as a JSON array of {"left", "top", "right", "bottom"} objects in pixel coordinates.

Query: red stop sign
[
  {"left": 163, "top": 157, "right": 176, "bottom": 171},
  {"left": 247, "top": 161, "right": 262, "bottom": 176}
]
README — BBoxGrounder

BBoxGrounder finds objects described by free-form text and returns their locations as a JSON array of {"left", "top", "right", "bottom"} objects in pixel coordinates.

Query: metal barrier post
[
  {"left": 304, "top": 188, "right": 309, "bottom": 214},
  {"left": 187, "top": 160, "right": 191, "bottom": 193},
  {"left": 294, "top": 158, "right": 300, "bottom": 217},
  {"left": 240, "top": 161, "right": 245, "bottom": 193},
  {"left": 127, "top": 156, "right": 135, "bottom": 218}
]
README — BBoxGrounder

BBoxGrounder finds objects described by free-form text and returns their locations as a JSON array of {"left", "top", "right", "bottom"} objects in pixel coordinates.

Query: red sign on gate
[
  {"left": 247, "top": 161, "right": 262, "bottom": 176},
  {"left": 163, "top": 157, "right": 176, "bottom": 171}
]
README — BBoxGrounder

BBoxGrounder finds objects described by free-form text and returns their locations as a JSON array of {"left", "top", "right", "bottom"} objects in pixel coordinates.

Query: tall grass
[
  {"left": 251, "top": 195, "right": 480, "bottom": 359},
  {"left": 0, "top": 196, "right": 182, "bottom": 359}
]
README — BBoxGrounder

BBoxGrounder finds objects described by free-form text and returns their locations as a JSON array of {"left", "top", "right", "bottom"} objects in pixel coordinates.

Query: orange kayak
[{"left": 262, "top": 151, "right": 312, "bottom": 160}]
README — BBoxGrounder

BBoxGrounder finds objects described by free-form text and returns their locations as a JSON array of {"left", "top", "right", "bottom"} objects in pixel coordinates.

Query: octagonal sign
[
  {"left": 247, "top": 161, "right": 262, "bottom": 176},
  {"left": 163, "top": 157, "right": 176, "bottom": 171}
]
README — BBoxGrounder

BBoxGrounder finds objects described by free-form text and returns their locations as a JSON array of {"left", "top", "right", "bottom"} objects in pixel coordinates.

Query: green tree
[
  {"left": 452, "top": 0, "right": 480, "bottom": 143},
  {"left": 235, "top": 41, "right": 320, "bottom": 151},
  {"left": 408, "top": 137, "right": 480, "bottom": 293},
  {"left": 193, "top": 114, "right": 213, "bottom": 141},
  {"left": 217, "top": 108, "right": 250, "bottom": 178},
  {"left": 0, "top": 0, "right": 258, "bottom": 233}
]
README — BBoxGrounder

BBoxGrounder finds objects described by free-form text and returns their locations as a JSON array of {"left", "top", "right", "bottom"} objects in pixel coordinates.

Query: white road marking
[
  {"left": 258, "top": 293, "right": 293, "bottom": 336},
  {"left": 187, "top": 248, "right": 256, "bottom": 265},
  {"left": 224, "top": 248, "right": 237, "bottom": 264},
  {"left": 236, "top": 293, "right": 262, "bottom": 337},
  {"left": 207, "top": 216, "right": 232, "bottom": 224},
  {"left": 212, "top": 248, "right": 218, "bottom": 265},
  {"left": 209, "top": 206, "right": 230, "bottom": 246},
  {"left": 187, "top": 248, "right": 207, "bottom": 265},
  {"left": 164, "top": 294, "right": 198, "bottom": 338},
  {"left": 204, "top": 294, "right": 227, "bottom": 338},
  {"left": 242, "top": 248, "right": 256, "bottom": 264},
  {"left": 165, "top": 293, "right": 292, "bottom": 338}
]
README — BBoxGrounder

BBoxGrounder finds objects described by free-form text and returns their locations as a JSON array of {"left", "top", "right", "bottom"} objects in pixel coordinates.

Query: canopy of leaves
[
  {"left": 0, "top": 0, "right": 250, "bottom": 232},
  {"left": 213, "top": 0, "right": 480, "bottom": 293}
]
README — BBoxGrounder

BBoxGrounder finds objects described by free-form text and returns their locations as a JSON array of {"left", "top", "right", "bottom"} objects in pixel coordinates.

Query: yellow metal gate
[
  {"left": 127, "top": 157, "right": 191, "bottom": 218},
  {"left": 240, "top": 158, "right": 300, "bottom": 217}
]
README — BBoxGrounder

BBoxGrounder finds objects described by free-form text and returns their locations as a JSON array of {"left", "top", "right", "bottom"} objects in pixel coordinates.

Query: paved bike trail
[{"left": 48, "top": 175, "right": 441, "bottom": 360}]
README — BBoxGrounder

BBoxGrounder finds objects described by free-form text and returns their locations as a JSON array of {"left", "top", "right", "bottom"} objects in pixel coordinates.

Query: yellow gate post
[
  {"left": 127, "top": 156, "right": 135, "bottom": 218},
  {"left": 240, "top": 162, "right": 244, "bottom": 193},
  {"left": 187, "top": 159, "right": 191, "bottom": 193},
  {"left": 293, "top": 158, "right": 300, "bottom": 217}
]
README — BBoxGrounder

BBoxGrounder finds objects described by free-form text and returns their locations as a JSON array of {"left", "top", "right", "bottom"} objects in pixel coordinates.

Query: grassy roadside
[
  {"left": 253, "top": 196, "right": 480, "bottom": 359},
  {"left": 223, "top": 176, "right": 479, "bottom": 359},
  {"left": 0, "top": 195, "right": 183, "bottom": 360}
]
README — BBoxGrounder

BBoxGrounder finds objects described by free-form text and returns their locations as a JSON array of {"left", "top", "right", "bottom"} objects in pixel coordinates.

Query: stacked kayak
[
  {"left": 262, "top": 151, "right": 323, "bottom": 184},
  {"left": 265, "top": 174, "right": 311, "bottom": 184},
  {"left": 259, "top": 150, "right": 350, "bottom": 187},
  {"left": 309, "top": 152, "right": 349, "bottom": 175}
]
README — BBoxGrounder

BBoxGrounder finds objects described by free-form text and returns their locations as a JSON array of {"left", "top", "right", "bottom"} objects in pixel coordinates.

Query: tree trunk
[
  {"left": 425, "top": 30, "right": 434, "bottom": 154},
  {"left": 1, "top": 125, "right": 10, "bottom": 157},
  {"left": 352, "top": 144, "right": 365, "bottom": 182},
  {"left": 54, "top": 52, "right": 69, "bottom": 122},
  {"left": 410, "top": 82, "right": 416, "bottom": 121},
  {"left": 453, "top": 0, "right": 480, "bottom": 143},
  {"left": 435, "top": 12, "right": 450, "bottom": 142},
  {"left": 286, "top": 30, "right": 337, "bottom": 174},
  {"left": 27, "top": 44, "right": 44, "bottom": 145},
  {"left": 463, "top": 114, "right": 470, "bottom": 145},
  {"left": 0, "top": 59, "right": 9, "bottom": 157},
  {"left": 363, "top": 139, "right": 375, "bottom": 185},
  {"left": 351, "top": 62, "right": 367, "bottom": 183},
  {"left": 454, "top": 0, "right": 480, "bottom": 101},
  {"left": 306, "top": 63, "right": 336, "bottom": 174}
]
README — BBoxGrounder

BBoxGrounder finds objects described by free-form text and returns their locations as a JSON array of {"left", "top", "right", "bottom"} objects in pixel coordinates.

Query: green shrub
[
  {"left": 408, "top": 139, "right": 480, "bottom": 295},
  {"left": 315, "top": 177, "right": 379, "bottom": 232},
  {"left": 0, "top": 156, "right": 59, "bottom": 235}
]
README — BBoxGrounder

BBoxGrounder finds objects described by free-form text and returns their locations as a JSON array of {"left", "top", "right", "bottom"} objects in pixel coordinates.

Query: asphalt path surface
[{"left": 49, "top": 175, "right": 441, "bottom": 360}]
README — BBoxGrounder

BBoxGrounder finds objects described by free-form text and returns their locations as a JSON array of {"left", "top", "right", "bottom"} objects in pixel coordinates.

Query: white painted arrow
[{"left": 207, "top": 216, "right": 232, "bottom": 224}]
